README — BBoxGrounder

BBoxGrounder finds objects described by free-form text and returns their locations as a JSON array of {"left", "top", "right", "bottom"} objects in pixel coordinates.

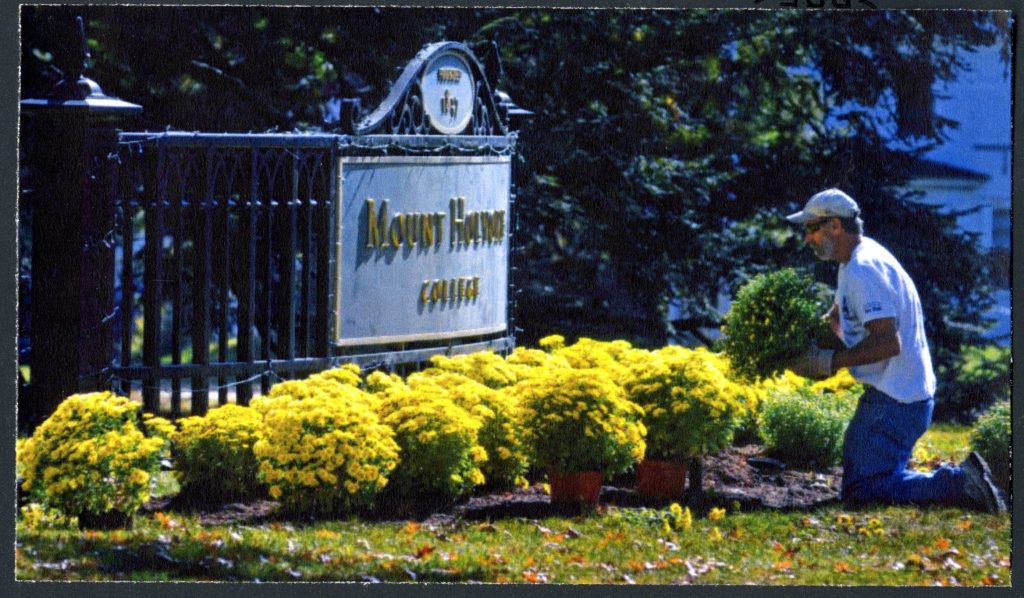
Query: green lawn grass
[{"left": 16, "top": 424, "right": 1010, "bottom": 585}]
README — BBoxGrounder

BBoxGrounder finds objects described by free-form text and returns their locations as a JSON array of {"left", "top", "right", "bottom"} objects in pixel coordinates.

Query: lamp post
[{"left": 20, "top": 15, "right": 142, "bottom": 430}]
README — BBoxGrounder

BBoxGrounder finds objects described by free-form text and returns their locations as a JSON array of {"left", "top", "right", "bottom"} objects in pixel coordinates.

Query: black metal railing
[
  {"left": 20, "top": 32, "right": 525, "bottom": 425},
  {"left": 107, "top": 132, "right": 515, "bottom": 418}
]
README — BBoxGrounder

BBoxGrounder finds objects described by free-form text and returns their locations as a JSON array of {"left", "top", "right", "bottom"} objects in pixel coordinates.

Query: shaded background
[{"left": 18, "top": 5, "right": 1013, "bottom": 421}]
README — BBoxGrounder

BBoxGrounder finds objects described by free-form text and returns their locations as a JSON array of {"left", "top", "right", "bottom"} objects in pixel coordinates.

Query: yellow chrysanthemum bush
[
  {"left": 550, "top": 337, "right": 651, "bottom": 385},
  {"left": 408, "top": 370, "right": 529, "bottom": 490},
  {"left": 18, "top": 392, "right": 169, "bottom": 523},
  {"left": 374, "top": 379, "right": 488, "bottom": 499},
  {"left": 510, "top": 367, "right": 646, "bottom": 476},
  {"left": 172, "top": 404, "right": 267, "bottom": 504},
  {"left": 503, "top": 345, "right": 572, "bottom": 382},
  {"left": 312, "top": 363, "right": 364, "bottom": 387},
  {"left": 364, "top": 369, "right": 406, "bottom": 396},
  {"left": 251, "top": 381, "right": 399, "bottom": 516},
  {"left": 624, "top": 346, "right": 747, "bottom": 461},
  {"left": 702, "top": 351, "right": 766, "bottom": 446},
  {"left": 427, "top": 351, "right": 519, "bottom": 389}
]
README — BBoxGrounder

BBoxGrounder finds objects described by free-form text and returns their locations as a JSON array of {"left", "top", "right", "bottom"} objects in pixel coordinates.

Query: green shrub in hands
[{"left": 721, "top": 268, "right": 831, "bottom": 382}]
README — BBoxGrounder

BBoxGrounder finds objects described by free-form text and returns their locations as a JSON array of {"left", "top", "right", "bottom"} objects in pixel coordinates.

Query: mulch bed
[{"left": 143, "top": 444, "right": 843, "bottom": 526}]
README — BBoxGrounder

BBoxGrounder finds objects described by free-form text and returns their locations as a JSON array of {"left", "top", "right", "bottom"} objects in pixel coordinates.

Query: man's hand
[{"left": 787, "top": 345, "right": 834, "bottom": 380}]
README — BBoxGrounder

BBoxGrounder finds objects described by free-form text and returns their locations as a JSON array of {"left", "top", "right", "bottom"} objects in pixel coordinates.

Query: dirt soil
[{"left": 145, "top": 445, "right": 842, "bottom": 526}]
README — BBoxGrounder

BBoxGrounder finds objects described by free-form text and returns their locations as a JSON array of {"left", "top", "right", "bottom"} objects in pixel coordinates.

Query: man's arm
[
  {"left": 831, "top": 317, "right": 900, "bottom": 371},
  {"left": 816, "top": 304, "right": 847, "bottom": 351}
]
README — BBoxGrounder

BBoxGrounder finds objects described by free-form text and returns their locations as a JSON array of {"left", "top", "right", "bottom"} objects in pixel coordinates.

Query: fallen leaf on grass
[
  {"left": 153, "top": 512, "right": 178, "bottom": 530},
  {"left": 402, "top": 521, "right": 421, "bottom": 535},
  {"left": 598, "top": 531, "right": 626, "bottom": 548},
  {"left": 415, "top": 544, "right": 435, "bottom": 560},
  {"left": 522, "top": 570, "right": 547, "bottom": 583},
  {"left": 772, "top": 560, "right": 793, "bottom": 571},
  {"left": 905, "top": 553, "right": 939, "bottom": 572},
  {"left": 625, "top": 560, "right": 645, "bottom": 573},
  {"left": 833, "top": 561, "right": 854, "bottom": 573}
]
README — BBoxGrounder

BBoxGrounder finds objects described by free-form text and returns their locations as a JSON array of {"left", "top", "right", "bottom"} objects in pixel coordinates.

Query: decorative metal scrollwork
[{"left": 356, "top": 41, "right": 509, "bottom": 137}]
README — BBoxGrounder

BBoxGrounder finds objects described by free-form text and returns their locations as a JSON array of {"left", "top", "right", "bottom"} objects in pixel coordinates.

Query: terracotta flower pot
[
  {"left": 636, "top": 459, "right": 688, "bottom": 499},
  {"left": 77, "top": 509, "right": 134, "bottom": 530},
  {"left": 549, "top": 470, "right": 603, "bottom": 506}
]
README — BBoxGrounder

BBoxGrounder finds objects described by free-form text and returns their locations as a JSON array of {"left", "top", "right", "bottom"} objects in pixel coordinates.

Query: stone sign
[{"left": 334, "top": 155, "right": 510, "bottom": 346}]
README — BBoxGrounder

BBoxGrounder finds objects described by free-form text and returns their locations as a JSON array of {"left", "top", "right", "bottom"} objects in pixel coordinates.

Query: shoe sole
[{"left": 966, "top": 453, "right": 1007, "bottom": 513}]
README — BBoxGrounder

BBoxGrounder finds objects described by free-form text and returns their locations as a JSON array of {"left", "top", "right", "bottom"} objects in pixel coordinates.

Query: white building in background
[{"left": 901, "top": 42, "right": 1012, "bottom": 344}]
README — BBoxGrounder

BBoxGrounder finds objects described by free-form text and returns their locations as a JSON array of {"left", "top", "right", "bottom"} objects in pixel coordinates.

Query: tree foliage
[{"left": 20, "top": 6, "right": 1010, "bottom": 409}]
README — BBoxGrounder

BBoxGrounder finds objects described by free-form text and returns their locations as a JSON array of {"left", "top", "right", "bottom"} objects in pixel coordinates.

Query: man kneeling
[{"left": 785, "top": 188, "right": 1005, "bottom": 513}]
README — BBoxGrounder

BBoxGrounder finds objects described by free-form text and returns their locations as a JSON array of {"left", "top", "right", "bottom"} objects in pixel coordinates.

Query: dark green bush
[
  {"left": 969, "top": 400, "right": 1010, "bottom": 492},
  {"left": 936, "top": 345, "right": 1010, "bottom": 422},
  {"left": 758, "top": 386, "right": 858, "bottom": 468}
]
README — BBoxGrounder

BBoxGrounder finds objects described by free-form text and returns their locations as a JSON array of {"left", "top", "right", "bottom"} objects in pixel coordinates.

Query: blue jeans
[{"left": 841, "top": 387, "right": 964, "bottom": 506}]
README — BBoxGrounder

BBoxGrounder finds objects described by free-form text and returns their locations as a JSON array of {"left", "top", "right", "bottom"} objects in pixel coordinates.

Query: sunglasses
[{"left": 803, "top": 218, "right": 832, "bottom": 234}]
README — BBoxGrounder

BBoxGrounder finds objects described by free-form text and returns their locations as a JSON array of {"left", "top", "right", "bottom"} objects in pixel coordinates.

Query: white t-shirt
[{"left": 835, "top": 237, "right": 936, "bottom": 403}]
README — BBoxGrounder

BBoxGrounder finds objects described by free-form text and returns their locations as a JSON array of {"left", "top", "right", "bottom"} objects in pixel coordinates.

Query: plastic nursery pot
[
  {"left": 77, "top": 509, "right": 134, "bottom": 530},
  {"left": 635, "top": 459, "right": 689, "bottom": 499},
  {"left": 548, "top": 470, "right": 603, "bottom": 506}
]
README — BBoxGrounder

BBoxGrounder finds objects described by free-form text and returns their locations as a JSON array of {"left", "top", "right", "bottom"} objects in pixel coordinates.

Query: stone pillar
[{"left": 20, "top": 16, "right": 141, "bottom": 430}]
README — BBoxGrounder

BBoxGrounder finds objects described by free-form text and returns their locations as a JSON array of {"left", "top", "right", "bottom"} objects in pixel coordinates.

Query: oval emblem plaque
[{"left": 420, "top": 51, "right": 475, "bottom": 134}]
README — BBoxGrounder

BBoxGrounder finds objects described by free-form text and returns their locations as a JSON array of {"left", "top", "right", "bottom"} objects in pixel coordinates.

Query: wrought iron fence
[
  {"left": 108, "top": 132, "right": 515, "bottom": 418},
  {"left": 20, "top": 35, "right": 525, "bottom": 424}
]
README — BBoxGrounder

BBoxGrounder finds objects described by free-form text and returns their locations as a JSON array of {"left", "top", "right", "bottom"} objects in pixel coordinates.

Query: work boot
[{"left": 960, "top": 452, "right": 1007, "bottom": 513}]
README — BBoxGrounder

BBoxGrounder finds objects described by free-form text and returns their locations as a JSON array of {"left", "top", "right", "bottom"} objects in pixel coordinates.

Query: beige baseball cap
[{"left": 786, "top": 188, "right": 860, "bottom": 224}]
